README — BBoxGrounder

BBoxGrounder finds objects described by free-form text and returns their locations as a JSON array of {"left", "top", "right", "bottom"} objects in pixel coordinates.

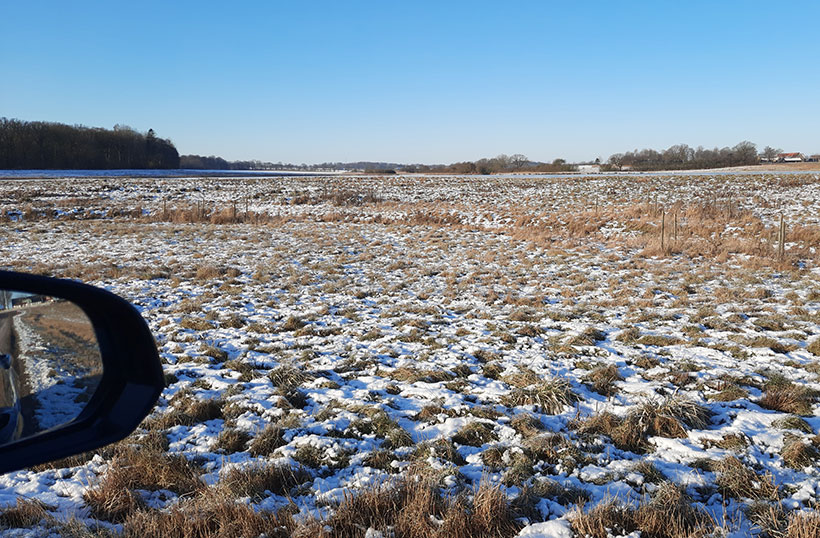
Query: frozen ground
[{"left": 0, "top": 174, "right": 819, "bottom": 536}]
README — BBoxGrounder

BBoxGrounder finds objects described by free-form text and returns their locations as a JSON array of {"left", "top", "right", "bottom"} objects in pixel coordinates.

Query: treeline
[
  {"left": 418, "top": 154, "right": 576, "bottom": 174},
  {"left": 606, "top": 141, "right": 759, "bottom": 171},
  {"left": 0, "top": 118, "right": 179, "bottom": 169}
]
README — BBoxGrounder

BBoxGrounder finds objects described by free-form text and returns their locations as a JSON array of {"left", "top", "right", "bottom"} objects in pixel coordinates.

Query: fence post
[{"left": 661, "top": 211, "right": 666, "bottom": 253}]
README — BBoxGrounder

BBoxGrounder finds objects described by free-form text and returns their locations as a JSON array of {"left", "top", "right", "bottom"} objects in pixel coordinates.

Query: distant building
[
  {"left": 776, "top": 152, "right": 805, "bottom": 163},
  {"left": 576, "top": 164, "right": 601, "bottom": 173}
]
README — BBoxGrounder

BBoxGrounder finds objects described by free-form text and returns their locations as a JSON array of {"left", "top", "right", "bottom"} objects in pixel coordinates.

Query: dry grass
[
  {"left": 323, "top": 476, "right": 520, "bottom": 538},
  {"left": 585, "top": 364, "right": 623, "bottom": 396},
  {"left": 714, "top": 456, "right": 780, "bottom": 501},
  {"left": 759, "top": 383, "right": 816, "bottom": 415},
  {"left": 83, "top": 445, "right": 203, "bottom": 522},
  {"left": 219, "top": 462, "right": 310, "bottom": 500},
  {"left": 0, "top": 498, "right": 51, "bottom": 528},
  {"left": 572, "top": 483, "right": 714, "bottom": 538},
  {"left": 780, "top": 435, "right": 819, "bottom": 469},
  {"left": 451, "top": 422, "right": 498, "bottom": 447},
  {"left": 120, "top": 488, "right": 292, "bottom": 538},
  {"left": 247, "top": 424, "right": 286, "bottom": 457},
  {"left": 500, "top": 377, "right": 579, "bottom": 414},
  {"left": 574, "top": 396, "right": 710, "bottom": 453}
]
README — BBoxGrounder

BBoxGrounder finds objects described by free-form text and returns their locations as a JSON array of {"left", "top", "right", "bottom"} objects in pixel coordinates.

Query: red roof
[{"left": 777, "top": 152, "right": 802, "bottom": 158}]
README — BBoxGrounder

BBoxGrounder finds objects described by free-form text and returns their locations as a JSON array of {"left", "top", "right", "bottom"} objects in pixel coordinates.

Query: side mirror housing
[{"left": 0, "top": 270, "right": 163, "bottom": 473}]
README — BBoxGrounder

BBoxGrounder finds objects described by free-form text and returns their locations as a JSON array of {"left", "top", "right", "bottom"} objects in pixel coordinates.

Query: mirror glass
[{"left": 0, "top": 290, "right": 102, "bottom": 441}]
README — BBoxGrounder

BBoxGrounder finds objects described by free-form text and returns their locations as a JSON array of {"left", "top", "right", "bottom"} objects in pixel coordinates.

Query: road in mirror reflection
[{"left": 0, "top": 291, "right": 102, "bottom": 442}]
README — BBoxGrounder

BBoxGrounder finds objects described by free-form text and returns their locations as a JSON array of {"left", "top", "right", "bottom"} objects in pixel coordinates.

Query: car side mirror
[{"left": 0, "top": 270, "right": 163, "bottom": 473}]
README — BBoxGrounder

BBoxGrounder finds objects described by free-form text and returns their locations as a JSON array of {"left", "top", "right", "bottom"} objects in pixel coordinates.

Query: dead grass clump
[
  {"left": 84, "top": 483, "right": 145, "bottom": 523},
  {"left": 571, "top": 497, "right": 637, "bottom": 538},
  {"left": 633, "top": 354, "right": 661, "bottom": 369},
  {"left": 120, "top": 490, "right": 289, "bottom": 538},
  {"left": 281, "top": 316, "right": 306, "bottom": 331},
  {"left": 569, "top": 327, "right": 607, "bottom": 346},
  {"left": 212, "top": 428, "right": 251, "bottom": 453},
  {"left": 324, "top": 477, "right": 519, "bottom": 538},
  {"left": 220, "top": 463, "right": 310, "bottom": 499},
  {"left": 632, "top": 461, "right": 666, "bottom": 484},
  {"left": 414, "top": 405, "right": 446, "bottom": 422},
  {"left": 709, "top": 384, "right": 749, "bottom": 402},
  {"left": 572, "top": 411, "right": 621, "bottom": 438},
  {"left": 0, "top": 498, "right": 51, "bottom": 528},
  {"left": 785, "top": 511, "right": 820, "bottom": 538},
  {"left": 637, "top": 334, "right": 683, "bottom": 347},
  {"left": 199, "top": 343, "right": 228, "bottom": 361},
  {"left": 501, "top": 377, "right": 579, "bottom": 414},
  {"left": 248, "top": 424, "right": 286, "bottom": 457},
  {"left": 179, "top": 316, "right": 213, "bottom": 331},
  {"left": 268, "top": 363, "right": 312, "bottom": 392},
  {"left": 759, "top": 382, "right": 815, "bottom": 416},
  {"left": 617, "top": 327, "right": 640, "bottom": 344},
  {"left": 780, "top": 434, "right": 820, "bottom": 470},
  {"left": 412, "top": 439, "right": 465, "bottom": 465},
  {"left": 806, "top": 338, "right": 820, "bottom": 356},
  {"left": 84, "top": 446, "right": 203, "bottom": 521},
  {"left": 509, "top": 413, "right": 544, "bottom": 438},
  {"left": 609, "top": 396, "right": 711, "bottom": 453},
  {"left": 715, "top": 456, "right": 779, "bottom": 501},
  {"left": 452, "top": 422, "right": 498, "bottom": 447},
  {"left": 772, "top": 415, "right": 814, "bottom": 434},
  {"left": 633, "top": 482, "right": 713, "bottom": 538},
  {"left": 585, "top": 364, "right": 623, "bottom": 396},
  {"left": 194, "top": 264, "right": 226, "bottom": 280},
  {"left": 389, "top": 367, "right": 455, "bottom": 384},
  {"left": 147, "top": 395, "right": 224, "bottom": 430},
  {"left": 363, "top": 449, "right": 399, "bottom": 473}
]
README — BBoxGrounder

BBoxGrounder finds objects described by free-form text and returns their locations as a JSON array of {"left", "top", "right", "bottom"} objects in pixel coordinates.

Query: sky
[{"left": 2, "top": 1, "right": 819, "bottom": 164}]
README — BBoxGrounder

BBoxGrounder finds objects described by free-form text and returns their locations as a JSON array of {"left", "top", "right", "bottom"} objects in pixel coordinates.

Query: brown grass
[
  {"left": 324, "top": 476, "right": 520, "bottom": 538},
  {"left": 83, "top": 445, "right": 203, "bottom": 522},
  {"left": 714, "top": 456, "right": 780, "bottom": 501},
  {"left": 248, "top": 424, "right": 286, "bottom": 457},
  {"left": 0, "top": 498, "right": 51, "bottom": 528},
  {"left": 120, "top": 488, "right": 292, "bottom": 538},
  {"left": 759, "top": 383, "right": 815, "bottom": 415},
  {"left": 500, "top": 377, "right": 579, "bottom": 414},
  {"left": 219, "top": 463, "right": 310, "bottom": 500}
]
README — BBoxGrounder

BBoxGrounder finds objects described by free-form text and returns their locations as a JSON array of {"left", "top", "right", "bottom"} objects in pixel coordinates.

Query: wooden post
[
  {"left": 674, "top": 212, "right": 678, "bottom": 242},
  {"left": 779, "top": 214, "right": 786, "bottom": 259},
  {"left": 661, "top": 211, "right": 666, "bottom": 253}
]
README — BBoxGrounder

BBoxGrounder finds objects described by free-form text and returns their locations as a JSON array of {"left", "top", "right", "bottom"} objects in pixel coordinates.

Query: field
[{"left": 1, "top": 172, "right": 820, "bottom": 537}]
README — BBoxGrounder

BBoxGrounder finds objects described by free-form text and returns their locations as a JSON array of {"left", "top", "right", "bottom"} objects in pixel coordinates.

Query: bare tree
[{"left": 760, "top": 146, "right": 782, "bottom": 161}]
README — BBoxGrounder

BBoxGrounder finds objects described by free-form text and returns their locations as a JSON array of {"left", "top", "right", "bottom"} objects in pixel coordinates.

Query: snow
[{"left": 1, "top": 172, "right": 820, "bottom": 534}]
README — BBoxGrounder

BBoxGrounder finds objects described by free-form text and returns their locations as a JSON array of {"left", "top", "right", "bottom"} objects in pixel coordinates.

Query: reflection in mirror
[{"left": 0, "top": 290, "right": 102, "bottom": 442}]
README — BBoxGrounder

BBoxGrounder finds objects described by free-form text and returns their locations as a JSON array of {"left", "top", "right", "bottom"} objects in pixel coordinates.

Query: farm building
[{"left": 776, "top": 152, "right": 805, "bottom": 162}]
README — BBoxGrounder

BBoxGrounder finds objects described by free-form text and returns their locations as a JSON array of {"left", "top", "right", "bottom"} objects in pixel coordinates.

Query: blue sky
[{"left": 2, "top": 1, "right": 818, "bottom": 164}]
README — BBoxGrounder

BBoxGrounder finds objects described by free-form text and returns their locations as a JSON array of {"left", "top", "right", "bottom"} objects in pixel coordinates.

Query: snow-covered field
[{"left": 0, "top": 173, "right": 819, "bottom": 536}]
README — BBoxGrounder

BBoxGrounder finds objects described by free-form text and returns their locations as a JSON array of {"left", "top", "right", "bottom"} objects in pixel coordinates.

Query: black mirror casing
[{"left": 0, "top": 270, "right": 163, "bottom": 473}]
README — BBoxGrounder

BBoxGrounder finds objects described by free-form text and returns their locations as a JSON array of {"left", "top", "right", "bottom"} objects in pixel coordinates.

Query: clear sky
[{"left": 2, "top": 1, "right": 819, "bottom": 164}]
